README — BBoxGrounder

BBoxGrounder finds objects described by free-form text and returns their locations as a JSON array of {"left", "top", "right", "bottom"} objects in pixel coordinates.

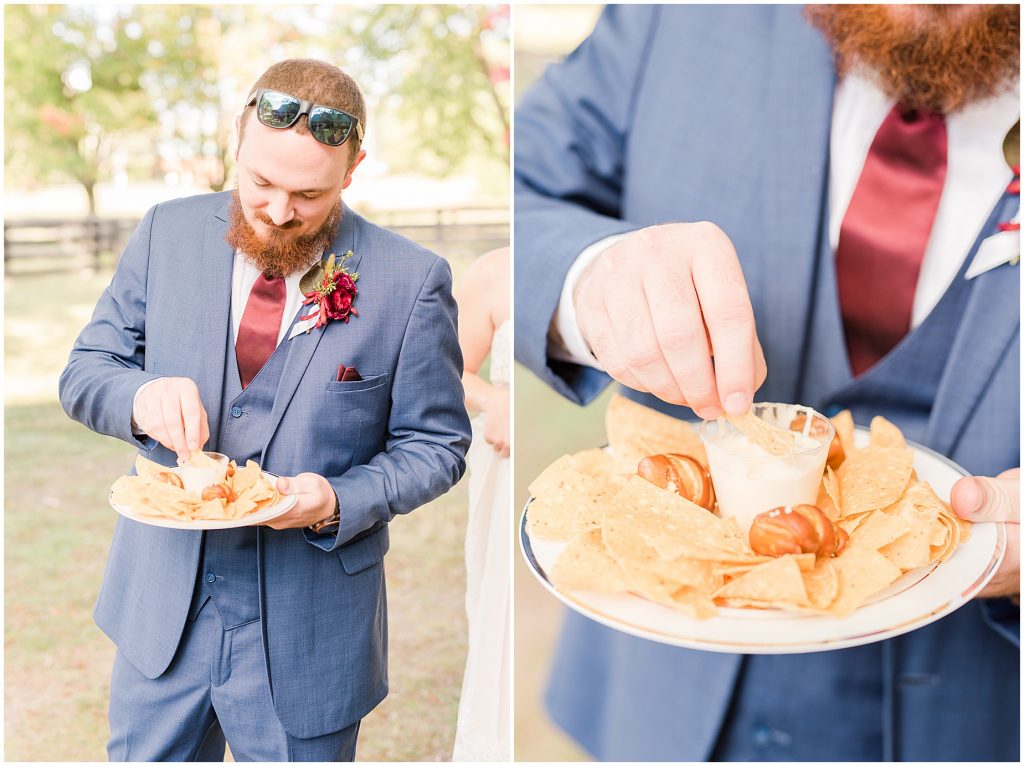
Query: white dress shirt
[
  {"left": 131, "top": 251, "right": 322, "bottom": 426},
  {"left": 551, "top": 72, "right": 1020, "bottom": 368}
]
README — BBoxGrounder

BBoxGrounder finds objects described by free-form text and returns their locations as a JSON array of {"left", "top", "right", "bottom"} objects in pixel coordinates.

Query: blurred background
[
  {"left": 4, "top": 3, "right": 508, "bottom": 760},
  {"left": 512, "top": 4, "right": 604, "bottom": 763}
]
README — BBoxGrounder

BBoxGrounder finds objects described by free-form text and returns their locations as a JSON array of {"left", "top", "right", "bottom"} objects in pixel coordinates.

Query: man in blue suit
[
  {"left": 516, "top": 5, "right": 1018, "bottom": 761},
  {"left": 60, "top": 59, "right": 471, "bottom": 760}
]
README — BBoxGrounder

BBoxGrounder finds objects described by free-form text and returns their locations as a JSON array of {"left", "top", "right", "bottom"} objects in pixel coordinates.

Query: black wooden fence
[{"left": 4, "top": 207, "right": 509, "bottom": 277}]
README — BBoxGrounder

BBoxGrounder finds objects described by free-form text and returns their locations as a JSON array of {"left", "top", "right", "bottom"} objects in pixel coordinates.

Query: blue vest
[{"left": 187, "top": 325, "right": 293, "bottom": 628}]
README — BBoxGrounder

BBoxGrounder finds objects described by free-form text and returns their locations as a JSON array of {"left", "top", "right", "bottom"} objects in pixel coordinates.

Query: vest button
[
  {"left": 205, "top": 573, "right": 216, "bottom": 584},
  {"left": 231, "top": 406, "right": 242, "bottom": 418}
]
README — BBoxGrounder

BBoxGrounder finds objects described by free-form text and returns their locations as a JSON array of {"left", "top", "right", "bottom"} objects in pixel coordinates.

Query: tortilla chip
[
  {"left": 604, "top": 477, "right": 749, "bottom": 565},
  {"left": 838, "top": 447, "right": 914, "bottom": 516},
  {"left": 829, "top": 547, "right": 902, "bottom": 617},
  {"left": 817, "top": 466, "right": 842, "bottom": 520},
  {"left": 830, "top": 410, "right": 856, "bottom": 459},
  {"left": 848, "top": 510, "right": 913, "bottom": 552},
  {"left": 802, "top": 560, "right": 839, "bottom": 610},
  {"left": 869, "top": 416, "right": 907, "bottom": 449},
  {"left": 670, "top": 587, "right": 719, "bottom": 620},
  {"left": 714, "top": 556, "right": 810, "bottom": 607},
  {"left": 134, "top": 455, "right": 167, "bottom": 481},
  {"left": 606, "top": 394, "right": 707, "bottom": 469},
  {"left": 724, "top": 412, "right": 795, "bottom": 456},
  {"left": 526, "top": 453, "right": 625, "bottom": 540},
  {"left": 551, "top": 529, "right": 629, "bottom": 594}
]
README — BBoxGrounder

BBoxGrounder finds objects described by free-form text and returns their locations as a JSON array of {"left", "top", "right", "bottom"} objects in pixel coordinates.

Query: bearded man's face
[
  {"left": 226, "top": 111, "right": 362, "bottom": 277},
  {"left": 806, "top": 4, "right": 1020, "bottom": 113}
]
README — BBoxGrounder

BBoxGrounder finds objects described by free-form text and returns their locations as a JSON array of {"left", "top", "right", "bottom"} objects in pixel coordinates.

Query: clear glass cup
[
  {"left": 176, "top": 451, "right": 230, "bottom": 495},
  {"left": 699, "top": 403, "right": 834, "bottom": 536}
]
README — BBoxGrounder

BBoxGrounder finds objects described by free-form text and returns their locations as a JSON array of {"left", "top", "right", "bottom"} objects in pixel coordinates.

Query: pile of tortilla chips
[
  {"left": 111, "top": 454, "right": 280, "bottom": 523},
  {"left": 528, "top": 395, "right": 971, "bottom": 619}
]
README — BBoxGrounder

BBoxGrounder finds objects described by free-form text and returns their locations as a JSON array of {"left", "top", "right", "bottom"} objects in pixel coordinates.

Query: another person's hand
[
  {"left": 133, "top": 377, "right": 210, "bottom": 461},
  {"left": 574, "top": 222, "right": 767, "bottom": 418},
  {"left": 483, "top": 386, "right": 510, "bottom": 458},
  {"left": 267, "top": 473, "right": 338, "bottom": 530},
  {"left": 951, "top": 467, "right": 1019, "bottom": 598}
]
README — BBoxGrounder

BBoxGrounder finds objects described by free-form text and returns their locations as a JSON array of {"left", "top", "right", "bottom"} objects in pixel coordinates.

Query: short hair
[{"left": 238, "top": 59, "right": 366, "bottom": 158}]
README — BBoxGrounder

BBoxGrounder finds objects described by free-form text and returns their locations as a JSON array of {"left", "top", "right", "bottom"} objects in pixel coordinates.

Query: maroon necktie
[
  {"left": 835, "top": 105, "right": 948, "bottom": 376},
  {"left": 236, "top": 273, "right": 286, "bottom": 388}
]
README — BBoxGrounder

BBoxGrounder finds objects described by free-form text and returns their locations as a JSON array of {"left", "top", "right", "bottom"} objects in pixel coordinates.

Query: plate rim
[
  {"left": 109, "top": 470, "right": 298, "bottom": 530},
  {"left": 519, "top": 429, "right": 1007, "bottom": 654}
]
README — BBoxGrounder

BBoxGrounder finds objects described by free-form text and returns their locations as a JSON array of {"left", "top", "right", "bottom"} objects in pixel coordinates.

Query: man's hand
[
  {"left": 951, "top": 467, "right": 1020, "bottom": 598},
  {"left": 574, "top": 222, "right": 767, "bottom": 418},
  {"left": 133, "top": 377, "right": 210, "bottom": 461},
  {"left": 266, "top": 473, "right": 338, "bottom": 530},
  {"left": 483, "top": 386, "right": 510, "bottom": 458}
]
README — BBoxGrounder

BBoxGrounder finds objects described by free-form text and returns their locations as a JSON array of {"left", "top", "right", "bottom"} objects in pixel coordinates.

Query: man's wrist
[
  {"left": 130, "top": 377, "right": 165, "bottom": 434},
  {"left": 549, "top": 232, "right": 632, "bottom": 368},
  {"left": 310, "top": 494, "right": 341, "bottom": 534}
]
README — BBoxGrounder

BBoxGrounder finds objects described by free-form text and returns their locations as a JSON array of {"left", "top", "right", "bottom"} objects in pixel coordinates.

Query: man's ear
[{"left": 342, "top": 150, "right": 367, "bottom": 190}]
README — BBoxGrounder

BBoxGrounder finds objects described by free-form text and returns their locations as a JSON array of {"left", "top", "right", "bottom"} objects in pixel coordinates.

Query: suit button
[
  {"left": 823, "top": 403, "right": 843, "bottom": 417},
  {"left": 205, "top": 573, "right": 216, "bottom": 583},
  {"left": 752, "top": 724, "right": 772, "bottom": 747},
  {"left": 231, "top": 406, "right": 242, "bottom": 418}
]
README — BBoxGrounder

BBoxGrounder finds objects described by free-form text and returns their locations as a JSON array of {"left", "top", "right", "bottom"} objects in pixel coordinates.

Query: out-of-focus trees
[
  {"left": 4, "top": 5, "right": 231, "bottom": 211},
  {"left": 4, "top": 4, "right": 509, "bottom": 213},
  {"left": 330, "top": 4, "right": 510, "bottom": 171}
]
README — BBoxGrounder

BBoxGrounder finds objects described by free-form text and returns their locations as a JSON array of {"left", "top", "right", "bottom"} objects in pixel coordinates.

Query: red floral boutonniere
[{"left": 299, "top": 251, "right": 359, "bottom": 331}]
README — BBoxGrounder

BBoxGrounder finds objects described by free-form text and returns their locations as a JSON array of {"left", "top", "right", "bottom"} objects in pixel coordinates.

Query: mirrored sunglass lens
[
  {"left": 309, "top": 107, "right": 354, "bottom": 145},
  {"left": 258, "top": 92, "right": 301, "bottom": 127}
]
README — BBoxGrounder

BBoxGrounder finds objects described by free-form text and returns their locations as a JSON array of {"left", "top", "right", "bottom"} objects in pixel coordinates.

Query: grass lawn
[
  {"left": 513, "top": 365, "right": 613, "bottom": 762},
  {"left": 5, "top": 267, "right": 471, "bottom": 761}
]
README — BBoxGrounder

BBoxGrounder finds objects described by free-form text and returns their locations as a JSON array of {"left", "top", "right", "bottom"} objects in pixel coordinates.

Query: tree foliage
[{"left": 4, "top": 4, "right": 509, "bottom": 211}]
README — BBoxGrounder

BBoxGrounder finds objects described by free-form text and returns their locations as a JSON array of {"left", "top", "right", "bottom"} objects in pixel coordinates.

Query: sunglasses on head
[{"left": 245, "top": 88, "right": 364, "bottom": 147}]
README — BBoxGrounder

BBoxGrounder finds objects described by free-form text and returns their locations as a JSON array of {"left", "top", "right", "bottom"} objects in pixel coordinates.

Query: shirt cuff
[
  {"left": 548, "top": 232, "right": 633, "bottom": 368},
  {"left": 130, "top": 377, "right": 165, "bottom": 435}
]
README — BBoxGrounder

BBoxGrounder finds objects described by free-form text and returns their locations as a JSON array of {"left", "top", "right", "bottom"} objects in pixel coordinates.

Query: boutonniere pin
[{"left": 298, "top": 251, "right": 359, "bottom": 332}]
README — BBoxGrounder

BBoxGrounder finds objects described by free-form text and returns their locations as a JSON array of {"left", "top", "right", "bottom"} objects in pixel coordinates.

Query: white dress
[{"left": 452, "top": 320, "right": 511, "bottom": 762}]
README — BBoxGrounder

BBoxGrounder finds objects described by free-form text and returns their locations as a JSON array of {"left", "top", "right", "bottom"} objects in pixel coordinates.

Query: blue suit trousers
[{"left": 107, "top": 598, "right": 360, "bottom": 761}]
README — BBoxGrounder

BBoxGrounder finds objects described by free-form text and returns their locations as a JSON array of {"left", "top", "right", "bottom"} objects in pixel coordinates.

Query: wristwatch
[{"left": 310, "top": 497, "right": 341, "bottom": 534}]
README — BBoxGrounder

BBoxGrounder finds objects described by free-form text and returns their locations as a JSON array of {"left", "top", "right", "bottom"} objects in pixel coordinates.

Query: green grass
[
  {"left": 5, "top": 266, "right": 473, "bottom": 761},
  {"left": 513, "top": 364, "right": 613, "bottom": 762}
]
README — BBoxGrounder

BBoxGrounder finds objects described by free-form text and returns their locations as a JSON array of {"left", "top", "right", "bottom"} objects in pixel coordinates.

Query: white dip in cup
[
  {"left": 177, "top": 452, "right": 230, "bottom": 495},
  {"left": 699, "top": 403, "right": 833, "bottom": 536}
]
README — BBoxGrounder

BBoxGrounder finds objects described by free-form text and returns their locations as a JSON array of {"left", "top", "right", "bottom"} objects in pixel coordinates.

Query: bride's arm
[{"left": 455, "top": 248, "right": 510, "bottom": 456}]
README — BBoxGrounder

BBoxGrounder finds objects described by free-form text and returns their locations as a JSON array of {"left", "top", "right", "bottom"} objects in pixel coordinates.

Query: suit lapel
[
  {"left": 262, "top": 204, "right": 363, "bottom": 452},
  {"left": 757, "top": 12, "right": 836, "bottom": 402},
  {"left": 927, "top": 191, "right": 1020, "bottom": 454},
  {"left": 200, "top": 199, "right": 234, "bottom": 449}
]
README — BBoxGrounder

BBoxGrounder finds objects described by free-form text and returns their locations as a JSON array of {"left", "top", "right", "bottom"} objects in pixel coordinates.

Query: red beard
[
  {"left": 225, "top": 190, "right": 341, "bottom": 278},
  {"left": 805, "top": 4, "right": 1020, "bottom": 113}
]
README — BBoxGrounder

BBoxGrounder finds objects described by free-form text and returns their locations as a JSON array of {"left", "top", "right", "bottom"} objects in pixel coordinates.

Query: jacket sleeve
[
  {"left": 58, "top": 205, "right": 163, "bottom": 449},
  {"left": 514, "top": 4, "right": 660, "bottom": 405},
  {"left": 305, "top": 256, "right": 472, "bottom": 551}
]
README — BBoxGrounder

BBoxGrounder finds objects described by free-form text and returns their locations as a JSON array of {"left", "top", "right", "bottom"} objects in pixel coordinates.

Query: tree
[
  {"left": 315, "top": 4, "right": 510, "bottom": 174},
  {"left": 4, "top": 5, "right": 228, "bottom": 211}
]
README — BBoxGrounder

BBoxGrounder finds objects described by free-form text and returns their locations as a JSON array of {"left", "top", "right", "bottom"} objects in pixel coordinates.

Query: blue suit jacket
[
  {"left": 516, "top": 5, "right": 1019, "bottom": 761},
  {"left": 59, "top": 191, "right": 471, "bottom": 738}
]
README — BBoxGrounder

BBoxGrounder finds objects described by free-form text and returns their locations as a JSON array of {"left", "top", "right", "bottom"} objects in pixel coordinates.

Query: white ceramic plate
[
  {"left": 520, "top": 428, "right": 1005, "bottom": 654},
  {"left": 109, "top": 471, "right": 297, "bottom": 530}
]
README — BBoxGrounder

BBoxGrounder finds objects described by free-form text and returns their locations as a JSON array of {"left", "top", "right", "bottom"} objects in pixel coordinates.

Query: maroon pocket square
[{"left": 336, "top": 364, "right": 363, "bottom": 382}]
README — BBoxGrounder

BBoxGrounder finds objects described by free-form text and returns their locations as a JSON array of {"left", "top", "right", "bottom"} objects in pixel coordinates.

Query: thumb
[
  {"left": 951, "top": 474, "right": 1020, "bottom": 524},
  {"left": 276, "top": 476, "right": 290, "bottom": 494}
]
